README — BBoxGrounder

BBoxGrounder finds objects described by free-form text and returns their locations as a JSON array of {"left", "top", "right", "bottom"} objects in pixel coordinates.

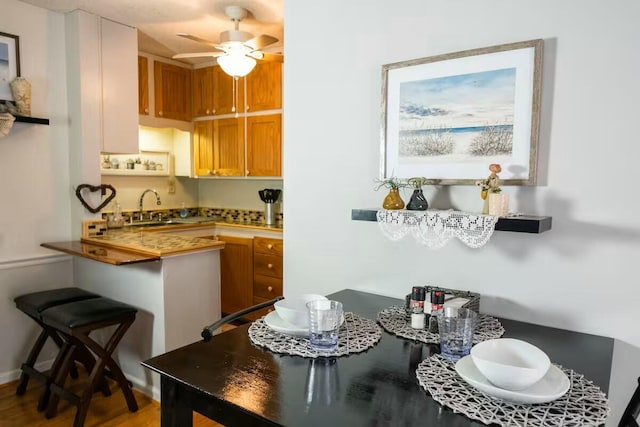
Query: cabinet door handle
[
  {"left": 158, "top": 111, "right": 163, "bottom": 116},
  {"left": 206, "top": 109, "right": 210, "bottom": 115},
  {"left": 267, "top": 286, "right": 273, "bottom": 292},
  {"left": 246, "top": 170, "right": 250, "bottom": 175},
  {"left": 144, "top": 108, "right": 149, "bottom": 113},
  {"left": 267, "top": 263, "right": 273, "bottom": 269},
  {"left": 267, "top": 244, "right": 273, "bottom": 250}
]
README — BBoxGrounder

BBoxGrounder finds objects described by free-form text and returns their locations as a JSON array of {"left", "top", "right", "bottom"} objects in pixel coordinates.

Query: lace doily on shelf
[
  {"left": 377, "top": 306, "right": 504, "bottom": 344},
  {"left": 248, "top": 312, "right": 382, "bottom": 358},
  {"left": 416, "top": 354, "right": 610, "bottom": 426},
  {"left": 377, "top": 209, "right": 499, "bottom": 248}
]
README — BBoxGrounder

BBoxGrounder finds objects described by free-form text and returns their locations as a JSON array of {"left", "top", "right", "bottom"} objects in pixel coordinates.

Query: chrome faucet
[{"left": 138, "top": 189, "right": 161, "bottom": 221}]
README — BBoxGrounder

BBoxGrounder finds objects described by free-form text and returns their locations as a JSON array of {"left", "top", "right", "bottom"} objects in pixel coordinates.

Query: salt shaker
[{"left": 410, "top": 286, "right": 426, "bottom": 329}]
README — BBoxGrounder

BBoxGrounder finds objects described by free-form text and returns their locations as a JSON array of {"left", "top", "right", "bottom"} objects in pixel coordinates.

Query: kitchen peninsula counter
[{"left": 41, "top": 226, "right": 226, "bottom": 400}]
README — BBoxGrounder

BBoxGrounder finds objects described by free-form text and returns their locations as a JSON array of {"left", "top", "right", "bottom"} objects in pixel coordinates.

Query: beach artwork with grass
[
  {"left": 0, "top": 42, "right": 9, "bottom": 86},
  {"left": 398, "top": 68, "right": 516, "bottom": 164}
]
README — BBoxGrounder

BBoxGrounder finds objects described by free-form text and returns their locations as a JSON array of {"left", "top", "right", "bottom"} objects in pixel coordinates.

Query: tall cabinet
[{"left": 192, "top": 61, "right": 282, "bottom": 178}]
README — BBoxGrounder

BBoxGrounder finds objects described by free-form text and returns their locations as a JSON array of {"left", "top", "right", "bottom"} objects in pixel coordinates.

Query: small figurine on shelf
[
  {"left": 406, "top": 177, "right": 429, "bottom": 211},
  {"left": 374, "top": 176, "right": 407, "bottom": 210},
  {"left": 477, "top": 164, "right": 507, "bottom": 215}
]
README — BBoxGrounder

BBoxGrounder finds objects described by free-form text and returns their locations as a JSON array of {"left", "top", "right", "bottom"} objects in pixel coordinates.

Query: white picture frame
[{"left": 381, "top": 39, "right": 543, "bottom": 185}]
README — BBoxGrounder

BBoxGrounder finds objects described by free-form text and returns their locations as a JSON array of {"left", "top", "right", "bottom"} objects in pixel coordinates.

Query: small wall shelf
[
  {"left": 14, "top": 115, "right": 49, "bottom": 125},
  {"left": 100, "top": 151, "right": 171, "bottom": 177},
  {"left": 351, "top": 209, "right": 552, "bottom": 234}
]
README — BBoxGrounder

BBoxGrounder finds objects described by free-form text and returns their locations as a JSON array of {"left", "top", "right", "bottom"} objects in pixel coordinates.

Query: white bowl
[
  {"left": 470, "top": 338, "right": 551, "bottom": 391},
  {"left": 274, "top": 294, "right": 327, "bottom": 328}
]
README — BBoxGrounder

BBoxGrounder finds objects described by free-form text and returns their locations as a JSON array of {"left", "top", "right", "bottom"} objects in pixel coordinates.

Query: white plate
[
  {"left": 263, "top": 311, "right": 346, "bottom": 338},
  {"left": 263, "top": 311, "right": 309, "bottom": 337},
  {"left": 455, "top": 355, "right": 570, "bottom": 404}
]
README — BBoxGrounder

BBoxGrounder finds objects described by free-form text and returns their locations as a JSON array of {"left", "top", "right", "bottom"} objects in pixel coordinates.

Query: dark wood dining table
[{"left": 142, "top": 289, "right": 614, "bottom": 427}]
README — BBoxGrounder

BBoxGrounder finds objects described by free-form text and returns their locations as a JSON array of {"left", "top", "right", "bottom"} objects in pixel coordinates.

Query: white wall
[
  {"left": 198, "top": 179, "right": 283, "bottom": 211},
  {"left": 284, "top": 0, "right": 640, "bottom": 423},
  {"left": 0, "top": 0, "right": 73, "bottom": 381}
]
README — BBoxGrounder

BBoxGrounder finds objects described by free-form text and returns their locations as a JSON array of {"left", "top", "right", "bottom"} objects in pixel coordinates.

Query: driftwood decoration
[{"left": 75, "top": 184, "right": 116, "bottom": 213}]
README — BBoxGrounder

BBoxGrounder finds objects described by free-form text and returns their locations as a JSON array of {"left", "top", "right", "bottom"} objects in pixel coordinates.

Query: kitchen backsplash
[{"left": 102, "top": 206, "right": 283, "bottom": 226}]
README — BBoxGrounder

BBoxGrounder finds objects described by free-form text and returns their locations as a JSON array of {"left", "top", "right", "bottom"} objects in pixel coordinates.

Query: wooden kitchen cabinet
[
  {"left": 214, "top": 66, "right": 244, "bottom": 116},
  {"left": 192, "top": 66, "right": 214, "bottom": 117},
  {"left": 154, "top": 60, "right": 192, "bottom": 121},
  {"left": 193, "top": 118, "right": 244, "bottom": 176},
  {"left": 245, "top": 62, "right": 282, "bottom": 112},
  {"left": 250, "top": 236, "right": 283, "bottom": 320},
  {"left": 246, "top": 114, "right": 282, "bottom": 177},
  {"left": 138, "top": 56, "right": 149, "bottom": 115},
  {"left": 214, "top": 117, "right": 245, "bottom": 176},
  {"left": 193, "top": 120, "right": 214, "bottom": 176},
  {"left": 219, "top": 235, "right": 254, "bottom": 317}
]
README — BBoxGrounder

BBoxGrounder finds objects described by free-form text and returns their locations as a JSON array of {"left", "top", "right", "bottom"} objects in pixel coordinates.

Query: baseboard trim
[{"left": 0, "top": 358, "right": 54, "bottom": 386}]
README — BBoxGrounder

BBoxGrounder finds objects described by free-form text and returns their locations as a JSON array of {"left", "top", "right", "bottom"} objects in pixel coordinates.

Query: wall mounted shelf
[
  {"left": 351, "top": 209, "right": 552, "bottom": 234},
  {"left": 100, "top": 151, "right": 171, "bottom": 177},
  {"left": 14, "top": 115, "right": 50, "bottom": 125}
]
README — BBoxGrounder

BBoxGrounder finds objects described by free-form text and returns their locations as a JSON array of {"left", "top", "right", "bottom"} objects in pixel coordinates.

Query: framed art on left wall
[{"left": 0, "top": 32, "right": 20, "bottom": 102}]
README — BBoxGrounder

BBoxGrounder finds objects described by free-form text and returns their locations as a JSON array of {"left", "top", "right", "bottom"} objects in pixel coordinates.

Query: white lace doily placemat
[
  {"left": 248, "top": 312, "right": 382, "bottom": 358},
  {"left": 416, "top": 354, "right": 610, "bottom": 426},
  {"left": 377, "top": 306, "right": 505, "bottom": 344}
]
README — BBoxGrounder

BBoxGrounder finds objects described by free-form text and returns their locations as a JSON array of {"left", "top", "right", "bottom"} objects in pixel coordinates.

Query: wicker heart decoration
[{"left": 75, "top": 184, "right": 117, "bottom": 213}]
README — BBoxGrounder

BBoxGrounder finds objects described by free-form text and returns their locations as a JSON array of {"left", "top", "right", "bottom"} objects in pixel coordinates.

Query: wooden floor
[
  {"left": 0, "top": 376, "right": 223, "bottom": 427},
  {"left": 0, "top": 324, "right": 238, "bottom": 427}
]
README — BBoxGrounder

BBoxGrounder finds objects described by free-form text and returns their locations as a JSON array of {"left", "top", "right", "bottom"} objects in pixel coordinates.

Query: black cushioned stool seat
[
  {"left": 40, "top": 297, "right": 138, "bottom": 427},
  {"left": 14, "top": 287, "right": 101, "bottom": 402}
]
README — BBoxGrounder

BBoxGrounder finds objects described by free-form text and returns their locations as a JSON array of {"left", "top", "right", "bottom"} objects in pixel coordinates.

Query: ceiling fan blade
[
  {"left": 244, "top": 34, "right": 279, "bottom": 51},
  {"left": 257, "top": 52, "right": 284, "bottom": 63},
  {"left": 172, "top": 52, "right": 224, "bottom": 59},
  {"left": 176, "top": 33, "right": 219, "bottom": 48}
]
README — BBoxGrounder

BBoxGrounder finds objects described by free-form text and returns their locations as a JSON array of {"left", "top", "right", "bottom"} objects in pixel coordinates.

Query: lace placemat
[
  {"left": 377, "top": 306, "right": 504, "bottom": 344},
  {"left": 416, "top": 354, "right": 610, "bottom": 426},
  {"left": 248, "top": 312, "right": 382, "bottom": 358}
]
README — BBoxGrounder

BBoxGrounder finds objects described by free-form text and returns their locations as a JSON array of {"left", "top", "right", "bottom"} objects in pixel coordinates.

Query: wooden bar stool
[
  {"left": 14, "top": 287, "right": 101, "bottom": 407},
  {"left": 40, "top": 297, "right": 139, "bottom": 427}
]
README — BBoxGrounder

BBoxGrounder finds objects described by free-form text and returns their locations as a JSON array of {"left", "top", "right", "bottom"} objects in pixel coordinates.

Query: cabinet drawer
[
  {"left": 254, "top": 237, "right": 283, "bottom": 256},
  {"left": 254, "top": 253, "right": 283, "bottom": 278},
  {"left": 253, "top": 275, "right": 283, "bottom": 299}
]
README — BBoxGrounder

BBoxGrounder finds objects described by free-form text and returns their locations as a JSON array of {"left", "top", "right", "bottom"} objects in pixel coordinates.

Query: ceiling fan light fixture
[{"left": 217, "top": 53, "right": 257, "bottom": 77}]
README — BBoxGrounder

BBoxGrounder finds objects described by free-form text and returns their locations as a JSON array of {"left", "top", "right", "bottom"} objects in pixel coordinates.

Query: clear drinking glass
[
  {"left": 307, "top": 300, "right": 343, "bottom": 351},
  {"left": 436, "top": 307, "right": 478, "bottom": 361}
]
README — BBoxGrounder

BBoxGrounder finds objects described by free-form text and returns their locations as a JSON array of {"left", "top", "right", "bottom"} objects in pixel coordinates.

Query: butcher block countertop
[
  {"left": 42, "top": 229, "right": 225, "bottom": 265},
  {"left": 41, "top": 241, "right": 160, "bottom": 265},
  {"left": 81, "top": 229, "right": 225, "bottom": 256}
]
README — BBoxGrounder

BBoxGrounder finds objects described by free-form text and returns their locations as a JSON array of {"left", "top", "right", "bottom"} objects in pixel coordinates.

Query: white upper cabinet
[
  {"left": 100, "top": 18, "right": 139, "bottom": 154},
  {"left": 66, "top": 11, "right": 139, "bottom": 155}
]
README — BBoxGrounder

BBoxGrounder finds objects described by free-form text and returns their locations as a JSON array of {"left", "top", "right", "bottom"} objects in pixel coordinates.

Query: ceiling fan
[{"left": 172, "top": 5, "right": 282, "bottom": 77}]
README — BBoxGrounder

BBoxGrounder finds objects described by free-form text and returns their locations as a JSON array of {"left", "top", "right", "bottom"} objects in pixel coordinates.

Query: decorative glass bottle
[
  {"left": 383, "top": 188, "right": 405, "bottom": 210},
  {"left": 406, "top": 177, "right": 429, "bottom": 211}
]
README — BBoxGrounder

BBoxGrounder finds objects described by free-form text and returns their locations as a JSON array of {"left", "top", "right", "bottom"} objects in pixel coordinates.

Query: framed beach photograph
[
  {"left": 381, "top": 39, "right": 543, "bottom": 185},
  {"left": 0, "top": 32, "right": 20, "bottom": 102}
]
